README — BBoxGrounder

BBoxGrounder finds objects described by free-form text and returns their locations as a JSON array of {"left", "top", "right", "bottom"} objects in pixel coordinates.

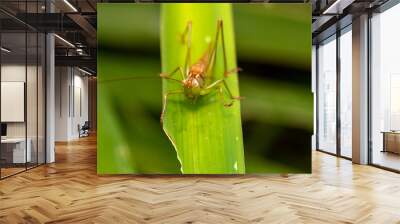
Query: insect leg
[
  {"left": 203, "top": 78, "right": 242, "bottom": 100},
  {"left": 204, "top": 21, "right": 221, "bottom": 75},
  {"left": 217, "top": 20, "right": 228, "bottom": 77},
  {"left": 201, "top": 79, "right": 240, "bottom": 107},
  {"left": 216, "top": 20, "right": 242, "bottom": 79},
  {"left": 160, "top": 90, "right": 184, "bottom": 124},
  {"left": 207, "top": 20, "right": 239, "bottom": 79},
  {"left": 217, "top": 86, "right": 234, "bottom": 107},
  {"left": 215, "top": 79, "right": 244, "bottom": 107},
  {"left": 180, "top": 21, "right": 192, "bottom": 77},
  {"left": 216, "top": 21, "right": 242, "bottom": 104},
  {"left": 224, "top": 67, "right": 242, "bottom": 77},
  {"left": 222, "top": 80, "right": 244, "bottom": 102},
  {"left": 201, "top": 79, "right": 223, "bottom": 94},
  {"left": 160, "top": 66, "right": 185, "bottom": 83}
]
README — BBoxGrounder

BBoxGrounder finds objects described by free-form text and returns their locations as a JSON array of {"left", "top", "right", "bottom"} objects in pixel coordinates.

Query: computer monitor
[{"left": 1, "top": 123, "right": 7, "bottom": 137}]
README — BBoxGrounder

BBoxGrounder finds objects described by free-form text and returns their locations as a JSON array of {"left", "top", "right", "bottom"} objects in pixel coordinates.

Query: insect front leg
[
  {"left": 160, "top": 66, "right": 185, "bottom": 83},
  {"left": 161, "top": 90, "right": 184, "bottom": 125},
  {"left": 224, "top": 67, "right": 242, "bottom": 78}
]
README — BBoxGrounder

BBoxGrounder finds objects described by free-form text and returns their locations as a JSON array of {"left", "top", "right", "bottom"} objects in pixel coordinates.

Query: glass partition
[
  {"left": 371, "top": 3, "right": 400, "bottom": 171},
  {"left": 1, "top": 31, "right": 28, "bottom": 178},
  {"left": 317, "top": 35, "right": 337, "bottom": 154},
  {"left": 0, "top": 3, "right": 46, "bottom": 179}
]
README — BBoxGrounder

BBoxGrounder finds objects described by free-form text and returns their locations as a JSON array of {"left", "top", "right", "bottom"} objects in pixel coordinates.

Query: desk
[
  {"left": 1, "top": 138, "right": 31, "bottom": 163},
  {"left": 382, "top": 131, "right": 400, "bottom": 154}
]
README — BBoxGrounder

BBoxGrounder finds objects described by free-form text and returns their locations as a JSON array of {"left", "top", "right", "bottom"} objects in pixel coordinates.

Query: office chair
[{"left": 79, "top": 121, "right": 90, "bottom": 138}]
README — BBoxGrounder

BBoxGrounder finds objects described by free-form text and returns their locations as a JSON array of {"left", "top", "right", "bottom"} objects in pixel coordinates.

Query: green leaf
[
  {"left": 97, "top": 53, "right": 181, "bottom": 174},
  {"left": 160, "top": 3, "right": 245, "bottom": 174}
]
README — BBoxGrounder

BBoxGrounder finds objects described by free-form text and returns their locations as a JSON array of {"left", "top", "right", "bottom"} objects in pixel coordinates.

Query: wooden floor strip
[{"left": 0, "top": 135, "right": 400, "bottom": 223}]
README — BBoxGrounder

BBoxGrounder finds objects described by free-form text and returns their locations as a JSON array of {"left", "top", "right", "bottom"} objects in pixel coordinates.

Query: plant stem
[{"left": 161, "top": 3, "right": 245, "bottom": 174}]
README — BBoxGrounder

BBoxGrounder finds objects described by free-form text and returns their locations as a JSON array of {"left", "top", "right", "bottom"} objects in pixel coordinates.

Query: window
[
  {"left": 339, "top": 27, "right": 352, "bottom": 158},
  {"left": 317, "top": 35, "right": 337, "bottom": 154},
  {"left": 370, "top": 3, "right": 400, "bottom": 171}
]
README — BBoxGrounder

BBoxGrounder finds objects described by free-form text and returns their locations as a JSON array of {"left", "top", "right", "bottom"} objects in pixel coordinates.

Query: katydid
[
  {"left": 99, "top": 20, "right": 243, "bottom": 125},
  {"left": 160, "top": 20, "right": 243, "bottom": 124}
]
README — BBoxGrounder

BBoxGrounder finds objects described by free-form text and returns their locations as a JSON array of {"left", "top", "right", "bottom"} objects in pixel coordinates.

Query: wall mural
[{"left": 97, "top": 3, "right": 312, "bottom": 174}]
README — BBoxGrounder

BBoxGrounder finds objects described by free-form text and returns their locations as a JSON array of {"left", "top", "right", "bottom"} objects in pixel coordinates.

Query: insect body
[
  {"left": 160, "top": 20, "right": 243, "bottom": 123},
  {"left": 182, "top": 62, "right": 206, "bottom": 99}
]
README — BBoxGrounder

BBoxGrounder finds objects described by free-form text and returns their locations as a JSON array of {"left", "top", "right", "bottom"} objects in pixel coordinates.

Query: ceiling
[
  {"left": 0, "top": 0, "right": 97, "bottom": 73},
  {"left": 0, "top": 0, "right": 393, "bottom": 73},
  {"left": 312, "top": 0, "right": 391, "bottom": 43}
]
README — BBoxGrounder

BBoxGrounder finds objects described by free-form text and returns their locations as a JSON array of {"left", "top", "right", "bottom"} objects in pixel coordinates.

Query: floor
[
  {"left": 0, "top": 167, "right": 25, "bottom": 178},
  {"left": 0, "top": 136, "right": 400, "bottom": 223},
  {"left": 1, "top": 163, "right": 43, "bottom": 178},
  {"left": 372, "top": 150, "right": 400, "bottom": 171}
]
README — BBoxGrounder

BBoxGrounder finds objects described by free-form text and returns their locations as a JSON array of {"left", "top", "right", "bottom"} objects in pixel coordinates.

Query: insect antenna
[{"left": 98, "top": 75, "right": 161, "bottom": 83}]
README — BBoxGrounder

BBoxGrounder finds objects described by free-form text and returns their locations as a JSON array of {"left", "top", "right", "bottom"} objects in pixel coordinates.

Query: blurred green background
[{"left": 97, "top": 3, "right": 312, "bottom": 174}]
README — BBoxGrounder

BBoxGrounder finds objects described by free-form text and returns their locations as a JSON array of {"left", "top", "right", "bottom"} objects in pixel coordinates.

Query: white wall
[
  {"left": 55, "top": 67, "right": 89, "bottom": 141},
  {"left": 72, "top": 73, "right": 89, "bottom": 138},
  {"left": 1, "top": 63, "right": 46, "bottom": 164},
  {"left": 1, "top": 65, "right": 36, "bottom": 138},
  {"left": 1, "top": 64, "right": 25, "bottom": 81},
  {"left": 312, "top": 45, "right": 317, "bottom": 150},
  {"left": 55, "top": 66, "right": 69, "bottom": 141}
]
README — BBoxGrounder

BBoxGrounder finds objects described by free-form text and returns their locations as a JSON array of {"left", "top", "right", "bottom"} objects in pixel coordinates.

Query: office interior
[
  {"left": 0, "top": 0, "right": 399, "bottom": 222},
  {"left": 0, "top": 0, "right": 398, "bottom": 177},
  {"left": 313, "top": 0, "right": 400, "bottom": 172},
  {"left": 0, "top": 0, "right": 97, "bottom": 179}
]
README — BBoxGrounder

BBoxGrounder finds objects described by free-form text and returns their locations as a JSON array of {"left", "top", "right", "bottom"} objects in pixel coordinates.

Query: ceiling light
[
  {"left": 322, "top": 0, "right": 354, "bottom": 15},
  {"left": 63, "top": 0, "right": 78, "bottom": 12},
  {"left": 1, "top": 47, "right": 11, "bottom": 53},
  {"left": 78, "top": 67, "right": 93, "bottom": 76},
  {"left": 323, "top": 0, "right": 342, "bottom": 14},
  {"left": 54, "top": 34, "right": 75, "bottom": 48},
  {"left": 76, "top": 48, "right": 85, "bottom": 56}
]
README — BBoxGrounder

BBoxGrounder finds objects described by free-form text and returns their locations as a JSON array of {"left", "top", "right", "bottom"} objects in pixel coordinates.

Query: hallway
[{"left": 0, "top": 136, "right": 400, "bottom": 223}]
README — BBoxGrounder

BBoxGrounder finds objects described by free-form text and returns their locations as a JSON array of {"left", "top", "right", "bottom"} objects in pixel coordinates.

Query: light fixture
[
  {"left": 63, "top": 0, "right": 78, "bottom": 12},
  {"left": 54, "top": 34, "right": 75, "bottom": 48},
  {"left": 1, "top": 47, "right": 11, "bottom": 53},
  {"left": 76, "top": 48, "right": 86, "bottom": 56},
  {"left": 323, "top": 0, "right": 341, "bottom": 14},
  {"left": 322, "top": 0, "right": 354, "bottom": 15},
  {"left": 78, "top": 67, "right": 93, "bottom": 76}
]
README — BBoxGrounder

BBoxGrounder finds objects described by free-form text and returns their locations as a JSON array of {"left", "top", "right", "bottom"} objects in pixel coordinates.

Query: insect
[
  {"left": 160, "top": 20, "right": 243, "bottom": 124},
  {"left": 98, "top": 20, "right": 243, "bottom": 124}
]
